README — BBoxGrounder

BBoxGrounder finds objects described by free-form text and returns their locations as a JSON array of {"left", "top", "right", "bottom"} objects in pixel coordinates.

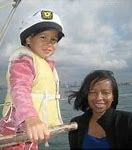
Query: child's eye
[
  {"left": 51, "top": 38, "right": 58, "bottom": 44},
  {"left": 40, "top": 35, "right": 47, "bottom": 39}
]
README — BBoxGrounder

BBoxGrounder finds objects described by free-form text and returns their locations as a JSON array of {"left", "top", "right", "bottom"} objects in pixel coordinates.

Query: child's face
[{"left": 26, "top": 29, "right": 58, "bottom": 59}]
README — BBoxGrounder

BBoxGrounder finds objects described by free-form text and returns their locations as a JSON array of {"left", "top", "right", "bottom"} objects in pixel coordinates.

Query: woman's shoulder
[
  {"left": 70, "top": 111, "right": 90, "bottom": 123},
  {"left": 70, "top": 111, "right": 91, "bottom": 131},
  {"left": 116, "top": 109, "right": 132, "bottom": 119},
  {"left": 104, "top": 108, "right": 132, "bottom": 125}
]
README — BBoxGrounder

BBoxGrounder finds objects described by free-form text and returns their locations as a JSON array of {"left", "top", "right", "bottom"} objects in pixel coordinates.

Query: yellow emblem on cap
[{"left": 41, "top": 10, "right": 53, "bottom": 20}]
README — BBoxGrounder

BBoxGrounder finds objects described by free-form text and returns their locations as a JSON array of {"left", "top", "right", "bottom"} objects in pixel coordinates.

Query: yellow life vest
[{"left": 2, "top": 47, "right": 63, "bottom": 127}]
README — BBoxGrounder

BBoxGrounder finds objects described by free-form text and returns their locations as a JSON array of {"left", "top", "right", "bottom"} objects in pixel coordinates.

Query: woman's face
[
  {"left": 26, "top": 29, "right": 58, "bottom": 59},
  {"left": 88, "top": 79, "right": 114, "bottom": 115}
]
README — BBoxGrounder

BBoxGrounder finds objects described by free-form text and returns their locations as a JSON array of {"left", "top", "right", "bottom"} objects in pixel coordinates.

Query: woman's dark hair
[{"left": 68, "top": 70, "right": 118, "bottom": 112}]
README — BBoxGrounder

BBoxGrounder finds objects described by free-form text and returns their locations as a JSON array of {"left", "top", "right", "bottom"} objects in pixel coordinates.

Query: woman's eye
[
  {"left": 103, "top": 91, "right": 111, "bottom": 95},
  {"left": 89, "top": 91, "right": 96, "bottom": 95}
]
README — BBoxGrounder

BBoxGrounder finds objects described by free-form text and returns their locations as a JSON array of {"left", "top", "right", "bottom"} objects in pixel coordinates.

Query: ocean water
[{"left": 0, "top": 84, "right": 132, "bottom": 149}]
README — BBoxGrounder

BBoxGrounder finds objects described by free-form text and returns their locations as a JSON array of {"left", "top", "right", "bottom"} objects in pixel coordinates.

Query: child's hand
[{"left": 25, "top": 116, "right": 50, "bottom": 143}]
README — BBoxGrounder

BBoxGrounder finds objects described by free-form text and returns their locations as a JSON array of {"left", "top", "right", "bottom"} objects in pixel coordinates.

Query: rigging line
[
  {"left": 0, "top": 2, "right": 15, "bottom": 9},
  {"left": 0, "top": 7, "right": 15, "bottom": 34},
  {"left": 0, "top": 0, "right": 21, "bottom": 46},
  {"left": 12, "top": 0, "right": 21, "bottom": 8},
  {"left": 0, "top": 8, "right": 16, "bottom": 46}
]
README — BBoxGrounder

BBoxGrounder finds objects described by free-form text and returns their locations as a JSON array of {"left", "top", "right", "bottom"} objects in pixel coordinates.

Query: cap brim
[{"left": 20, "top": 22, "right": 64, "bottom": 45}]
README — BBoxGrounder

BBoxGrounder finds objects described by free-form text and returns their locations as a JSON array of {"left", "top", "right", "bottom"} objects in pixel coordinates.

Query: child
[{"left": 0, "top": 9, "right": 65, "bottom": 149}]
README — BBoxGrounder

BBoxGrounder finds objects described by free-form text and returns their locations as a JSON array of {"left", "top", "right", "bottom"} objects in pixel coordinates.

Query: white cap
[{"left": 20, "top": 9, "right": 65, "bottom": 45}]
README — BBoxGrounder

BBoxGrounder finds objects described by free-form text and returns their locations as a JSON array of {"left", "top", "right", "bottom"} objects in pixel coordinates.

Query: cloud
[{"left": 0, "top": 0, "right": 132, "bottom": 84}]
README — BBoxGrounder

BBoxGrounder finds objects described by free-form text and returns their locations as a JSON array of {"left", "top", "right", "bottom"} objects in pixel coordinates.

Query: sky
[{"left": 0, "top": 0, "right": 132, "bottom": 86}]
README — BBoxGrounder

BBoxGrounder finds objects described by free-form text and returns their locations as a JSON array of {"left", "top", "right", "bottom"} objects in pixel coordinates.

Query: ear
[{"left": 26, "top": 36, "right": 32, "bottom": 45}]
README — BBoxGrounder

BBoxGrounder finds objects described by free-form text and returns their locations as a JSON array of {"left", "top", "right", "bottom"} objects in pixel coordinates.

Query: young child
[{"left": 0, "top": 9, "right": 65, "bottom": 149}]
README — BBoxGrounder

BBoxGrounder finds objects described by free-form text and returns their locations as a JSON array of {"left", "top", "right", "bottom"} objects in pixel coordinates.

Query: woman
[{"left": 68, "top": 70, "right": 132, "bottom": 149}]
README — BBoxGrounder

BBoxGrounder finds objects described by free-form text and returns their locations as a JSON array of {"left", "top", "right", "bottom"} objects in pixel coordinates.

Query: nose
[
  {"left": 96, "top": 92, "right": 103, "bottom": 100},
  {"left": 46, "top": 42, "right": 55, "bottom": 52}
]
